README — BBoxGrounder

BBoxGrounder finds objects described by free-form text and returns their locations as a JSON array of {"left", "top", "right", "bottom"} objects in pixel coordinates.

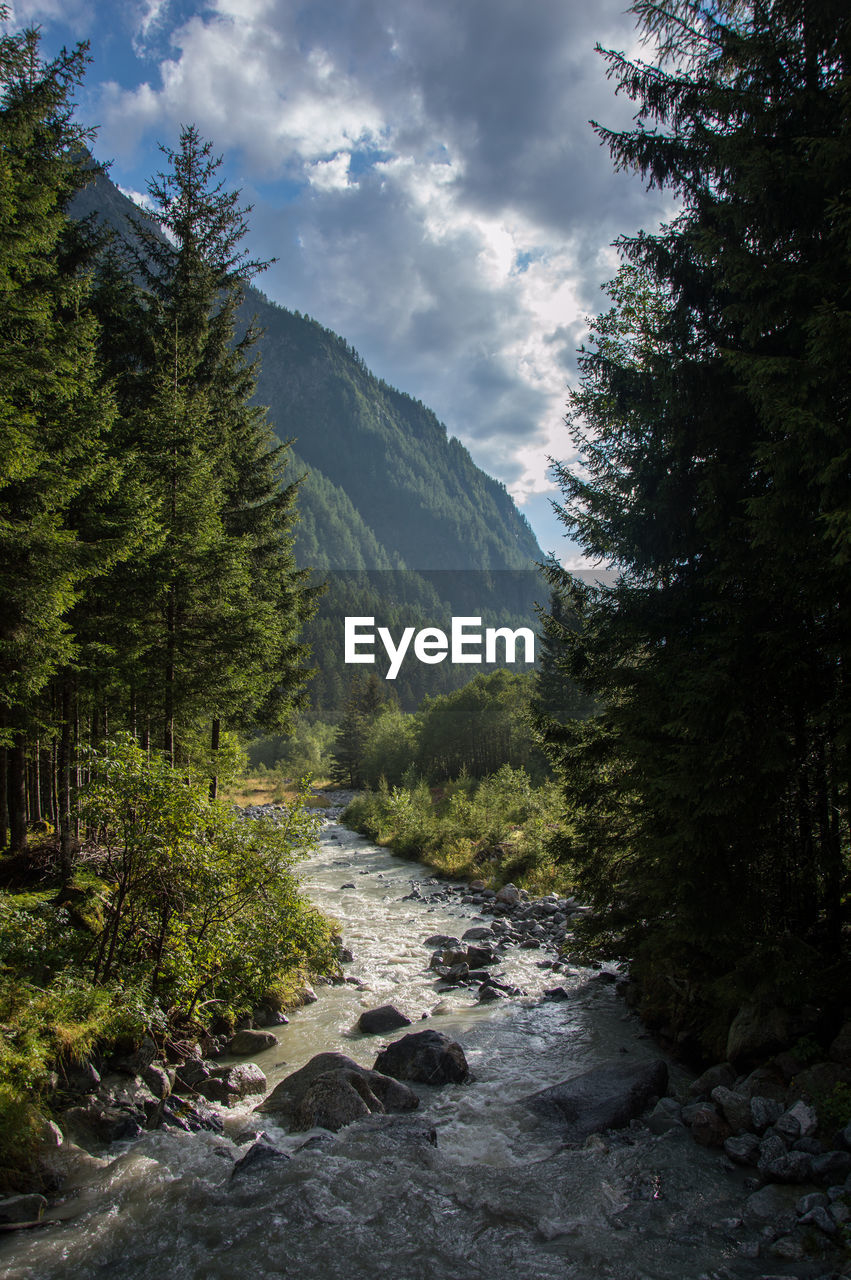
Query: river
[{"left": 1, "top": 800, "right": 790, "bottom": 1280}]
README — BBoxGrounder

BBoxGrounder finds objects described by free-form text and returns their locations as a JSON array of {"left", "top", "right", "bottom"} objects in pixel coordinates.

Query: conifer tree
[
  {"left": 0, "top": 14, "right": 115, "bottom": 852},
  {"left": 541, "top": 0, "right": 851, "bottom": 1046}
]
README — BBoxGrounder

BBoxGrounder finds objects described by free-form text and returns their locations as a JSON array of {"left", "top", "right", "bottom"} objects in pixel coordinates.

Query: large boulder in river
[
  {"left": 522, "top": 1059, "right": 668, "bottom": 1144},
  {"left": 358, "top": 1004, "right": 412, "bottom": 1034},
  {"left": 254, "top": 1051, "right": 418, "bottom": 1128},
  {"left": 373, "top": 1030, "right": 469, "bottom": 1085},
  {"left": 228, "top": 1029, "right": 278, "bottom": 1055},
  {"left": 197, "top": 1062, "right": 267, "bottom": 1105}
]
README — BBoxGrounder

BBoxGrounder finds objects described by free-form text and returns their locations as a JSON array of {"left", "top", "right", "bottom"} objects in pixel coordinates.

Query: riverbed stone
[
  {"left": 723, "top": 1133, "right": 761, "bottom": 1165},
  {"left": 230, "top": 1135, "right": 290, "bottom": 1181},
  {"left": 423, "top": 934, "right": 460, "bottom": 949},
  {"left": 255, "top": 1051, "right": 418, "bottom": 1125},
  {"left": 358, "top": 1005, "right": 412, "bottom": 1034},
  {"left": 160, "top": 1096, "right": 224, "bottom": 1134},
  {"left": 0, "top": 1194, "right": 48, "bottom": 1223},
  {"left": 726, "top": 1003, "right": 793, "bottom": 1064},
  {"left": 688, "top": 1062, "right": 736, "bottom": 1098},
  {"left": 775, "top": 1099, "right": 818, "bottom": 1142},
  {"left": 750, "top": 1095, "right": 784, "bottom": 1132},
  {"left": 522, "top": 1058, "right": 668, "bottom": 1145},
  {"left": 142, "top": 1064, "right": 173, "bottom": 1100},
  {"left": 682, "top": 1102, "right": 731, "bottom": 1148},
  {"left": 201, "top": 1062, "right": 267, "bottom": 1104},
  {"left": 373, "top": 1029, "right": 469, "bottom": 1086},
  {"left": 495, "top": 883, "right": 521, "bottom": 906},
  {"left": 292, "top": 1069, "right": 382, "bottom": 1131},
  {"left": 228, "top": 1029, "right": 277, "bottom": 1055},
  {"left": 812, "top": 1149, "right": 851, "bottom": 1182},
  {"left": 742, "top": 1183, "right": 801, "bottom": 1230},
  {"left": 462, "top": 926, "right": 495, "bottom": 941},
  {"left": 711, "top": 1086, "right": 752, "bottom": 1133}
]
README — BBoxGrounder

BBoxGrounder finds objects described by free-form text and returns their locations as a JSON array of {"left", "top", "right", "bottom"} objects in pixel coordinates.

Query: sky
[{"left": 6, "top": 0, "right": 671, "bottom": 565}]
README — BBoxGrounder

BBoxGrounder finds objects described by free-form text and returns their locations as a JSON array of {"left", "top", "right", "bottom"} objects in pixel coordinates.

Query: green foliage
[
  {"left": 345, "top": 765, "right": 572, "bottom": 895},
  {"left": 537, "top": 0, "right": 851, "bottom": 1047},
  {"left": 79, "top": 736, "right": 325, "bottom": 1017}
]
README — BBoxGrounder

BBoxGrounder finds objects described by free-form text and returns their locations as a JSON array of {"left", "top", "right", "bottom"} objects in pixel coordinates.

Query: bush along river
[{"left": 2, "top": 794, "right": 850, "bottom": 1280}]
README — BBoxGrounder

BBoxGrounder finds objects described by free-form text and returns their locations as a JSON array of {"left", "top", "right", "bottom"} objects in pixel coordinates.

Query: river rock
[
  {"left": 61, "top": 1059, "right": 101, "bottom": 1094},
  {"left": 142, "top": 1064, "right": 173, "bottom": 1100},
  {"left": 681, "top": 1102, "right": 731, "bottom": 1147},
  {"left": 522, "top": 1058, "right": 668, "bottom": 1144},
  {"left": 230, "top": 1135, "right": 290, "bottom": 1181},
  {"left": 742, "top": 1183, "right": 801, "bottom": 1230},
  {"left": 750, "top": 1095, "right": 784, "bottom": 1132},
  {"left": 462, "top": 926, "right": 495, "bottom": 941},
  {"left": 812, "top": 1149, "right": 851, "bottom": 1182},
  {"left": 710, "top": 1085, "right": 752, "bottom": 1133},
  {"left": 292, "top": 1069, "right": 382, "bottom": 1130},
  {"left": 228, "top": 1029, "right": 278, "bottom": 1055},
  {"left": 725, "top": 1002, "right": 791, "bottom": 1063},
  {"left": 60, "top": 1101, "right": 145, "bottom": 1145},
  {"left": 255, "top": 1051, "right": 418, "bottom": 1124},
  {"left": 495, "top": 883, "right": 521, "bottom": 906},
  {"left": 175, "top": 1058, "right": 212, "bottom": 1090},
  {"left": 114, "top": 1034, "right": 159, "bottom": 1077},
  {"left": 775, "top": 1099, "right": 818, "bottom": 1142},
  {"left": 464, "top": 944, "right": 497, "bottom": 967},
  {"left": 198, "top": 1063, "right": 267, "bottom": 1105},
  {"left": 423, "top": 934, "right": 461, "bottom": 949},
  {"left": 688, "top": 1062, "right": 736, "bottom": 1098},
  {"left": 478, "top": 984, "right": 507, "bottom": 1003},
  {"left": 358, "top": 1005, "right": 412, "bottom": 1034},
  {"left": 829, "top": 1019, "right": 851, "bottom": 1066},
  {"left": 160, "top": 1096, "right": 224, "bottom": 1134},
  {"left": 373, "top": 1030, "right": 469, "bottom": 1085},
  {"left": 723, "top": 1132, "right": 761, "bottom": 1165},
  {"left": 0, "top": 1194, "right": 48, "bottom": 1224}
]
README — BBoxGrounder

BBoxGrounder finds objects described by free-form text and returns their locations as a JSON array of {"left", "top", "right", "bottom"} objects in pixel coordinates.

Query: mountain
[{"left": 70, "top": 168, "right": 547, "bottom": 713}]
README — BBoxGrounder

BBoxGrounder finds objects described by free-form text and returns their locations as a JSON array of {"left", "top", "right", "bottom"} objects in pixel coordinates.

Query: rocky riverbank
[{"left": 3, "top": 799, "right": 850, "bottom": 1279}]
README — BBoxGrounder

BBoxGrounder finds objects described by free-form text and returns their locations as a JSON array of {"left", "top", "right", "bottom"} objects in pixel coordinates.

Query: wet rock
[
  {"left": 142, "top": 1064, "right": 172, "bottom": 1100},
  {"left": 114, "top": 1034, "right": 158, "bottom": 1077},
  {"left": 799, "top": 1205, "right": 838, "bottom": 1235},
  {"left": 742, "top": 1183, "right": 800, "bottom": 1230},
  {"left": 711, "top": 1086, "right": 752, "bottom": 1133},
  {"left": 542, "top": 986, "right": 571, "bottom": 1002},
  {"left": 198, "top": 1063, "right": 267, "bottom": 1105},
  {"left": 726, "top": 1003, "right": 791, "bottom": 1064},
  {"left": 228, "top": 1029, "right": 278, "bottom": 1055},
  {"left": 761, "top": 1150, "right": 814, "bottom": 1183},
  {"left": 682, "top": 1102, "right": 731, "bottom": 1148},
  {"left": 646, "top": 1097, "right": 684, "bottom": 1135},
  {"left": 60, "top": 1059, "right": 101, "bottom": 1094},
  {"left": 464, "top": 944, "right": 497, "bottom": 968},
  {"left": 60, "top": 1102, "right": 145, "bottom": 1145},
  {"left": 0, "top": 1194, "right": 48, "bottom": 1224},
  {"left": 812, "top": 1149, "right": 851, "bottom": 1182},
  {"left": 723, "top": 1133, "right": 761, "bottom": 1165},
  {"left": 298, "top": 985, "right": 318, "bottom": 1005},
  {"left": 739, "top": 1063, "right": 788, "bottom": 1102},
  {"left": 257, "top": 1053, "right": 364, "bottom": 1115},
  {"left": 374, "top": 1029, "right": 469, "bottom": 1086},
  {"left": 174, "top": 1058, "right": 212, "bottom": 1091},
  {"left": 292, "top": 1069, "right": 382, "bottom": 1131},
  {"left": 797, "top": 1191, "right": 829, "bottom": 1214},
  {"left": 161, "top": 1096, "right": 224, "bottom": 1134},
  {"left": 829, "top": 1019, "right": 851, "bottom": 1066},
  {"left": 523, "top": 1058, "right": 668, "bottom": 1145},
  {"left": 750, "top": 1095, "right": 784, "bottom": 1133},
  {"left": 230, "top": 1136, "right": 290, "bottom": 1181},
  {"left": 495, "top": 883, "right": 521, "bottom": 906},
  {"left": 774, "top": 1099, "right": 818, "bottom": 1142},
  {"left": 334, "top": 1114, "right": 438, "bottom": 1151},
  {"left": 461, "top": 926, "right": 495, "bottom": 941},
  {"left": 478, "top": 984, "right": 508, "bottom": 1003},
  {"left": 688, "top": 1062, "right": 736, "bottom": 1098},
  {"left": 358, "top": 1005, "right": 412, "bottom": 1035},
  {"left": 255, "top": 1051, "right": 418, "bottom": 1126}
]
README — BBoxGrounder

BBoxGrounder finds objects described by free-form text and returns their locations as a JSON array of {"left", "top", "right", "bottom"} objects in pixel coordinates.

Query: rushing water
[{"left": 0, "top": 804, "right": 795, "bottom": 1280}]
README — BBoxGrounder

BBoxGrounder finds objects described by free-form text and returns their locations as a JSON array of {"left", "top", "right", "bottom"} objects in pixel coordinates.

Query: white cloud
[{"left": 88, "top": 0, "right": 672, "bottom": 559}]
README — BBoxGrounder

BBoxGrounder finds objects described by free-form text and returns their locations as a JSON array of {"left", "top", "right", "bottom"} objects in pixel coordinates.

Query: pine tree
[
  {"left": 540, "top": 0, "right": 851, "bottom": 1050},
  {"left": 0, "top": 15, "right": 116, "bottom": 853}
]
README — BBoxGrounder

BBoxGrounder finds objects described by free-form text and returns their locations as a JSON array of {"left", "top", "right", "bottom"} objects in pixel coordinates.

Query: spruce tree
[
  {"left": 0, "top": 15, "right": 115, "bottom": 852},
  {"left": 541, "top": 0, "right": 851, "bottom": 1049}
]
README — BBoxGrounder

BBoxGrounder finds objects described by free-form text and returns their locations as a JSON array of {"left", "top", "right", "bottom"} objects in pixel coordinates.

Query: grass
[{"left": 223, "top": 774, "right": 334, "bottom": 808}]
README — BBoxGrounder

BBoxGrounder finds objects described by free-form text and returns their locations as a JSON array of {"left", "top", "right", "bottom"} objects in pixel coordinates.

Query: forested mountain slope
[{"left": 71, "top": 170, "right": 542, "bottom": 576}]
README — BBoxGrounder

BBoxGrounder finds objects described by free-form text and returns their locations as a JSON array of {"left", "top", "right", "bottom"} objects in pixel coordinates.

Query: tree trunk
[
  {"left": 209, "top": 716, "right": 221, "bottom": 800},
  {"left": 0, "top": 746, "right": 8, "bottom": 851},
  {"left": 8, "top": 737, "right": 28, "bottom": 854},
  {"left": 58, "top": 680, "right": 74, "bottom": 879}
]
